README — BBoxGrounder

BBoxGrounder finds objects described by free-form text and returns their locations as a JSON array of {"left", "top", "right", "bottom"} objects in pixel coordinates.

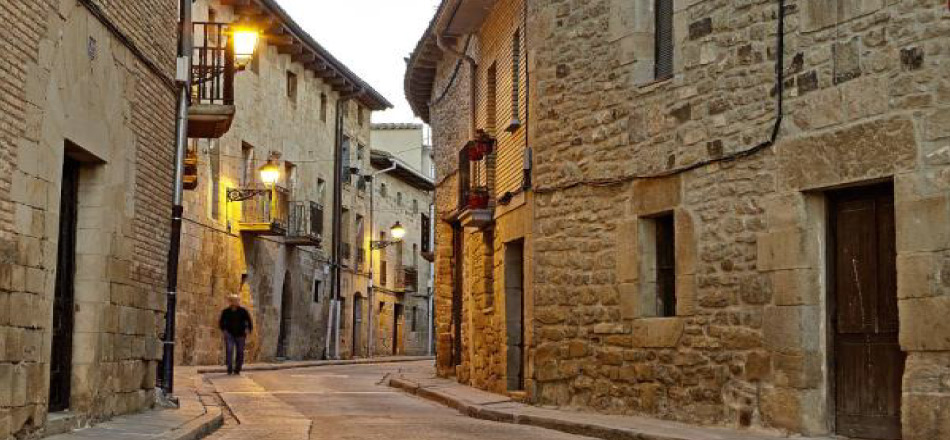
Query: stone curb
[
  {"left": 155, "top": 406, "right": 224, "bottom": 440},
  {"left": 196, "top": 356, "right": 434, "bottom": 374},
  {"left": 389, "top": 377, "right": 748, "bottom": 440}
]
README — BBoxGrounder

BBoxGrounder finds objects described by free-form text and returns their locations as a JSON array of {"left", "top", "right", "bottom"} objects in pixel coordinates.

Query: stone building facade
[
  {"left": 369, "top": 123, "right": 437, "bottom": 356},
  {"left": 407, "top": 0, "right": 534, "bottom": 395},
  {"left": 175, "top": 0, "right": 390, "bottom": 365},
  {"left": 0, "top": 0, "right": 178, "bottom": 437},
  {"left": 408, "top": 0, "right": 950, "bottom": 439}
]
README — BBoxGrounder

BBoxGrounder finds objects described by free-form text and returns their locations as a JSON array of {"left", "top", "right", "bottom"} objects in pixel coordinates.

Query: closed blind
[{"left": 655, "top": 0, "right": 674, "bottom": 80}]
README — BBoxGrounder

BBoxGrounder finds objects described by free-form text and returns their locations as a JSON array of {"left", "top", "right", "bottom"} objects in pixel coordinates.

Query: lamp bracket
[{"left": 227, "top": 188, "right": 269, "bottom": 202}]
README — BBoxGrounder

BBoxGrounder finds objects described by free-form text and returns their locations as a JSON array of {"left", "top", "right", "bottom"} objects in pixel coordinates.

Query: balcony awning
[{"left": 370, "top": 150, "right": 435, "bottom": 192}]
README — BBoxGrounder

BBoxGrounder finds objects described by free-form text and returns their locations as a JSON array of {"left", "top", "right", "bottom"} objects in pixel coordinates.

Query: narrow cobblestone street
[{"left": 205, "top": 361, "right": 593, "bottom": 440}]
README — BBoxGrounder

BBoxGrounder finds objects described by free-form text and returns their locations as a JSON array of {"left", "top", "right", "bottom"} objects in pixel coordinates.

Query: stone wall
[
  {"left": 0, "top": 0, "right": 178, "bottom": 437},
  {"left": 525, "top": 0, "right": 950, "bottom": 438}
]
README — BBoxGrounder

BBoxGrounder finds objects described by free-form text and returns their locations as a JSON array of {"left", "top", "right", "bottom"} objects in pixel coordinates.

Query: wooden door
[
  {"left": 352, "top": 296, "right": 363, "bottom": 357},
  {"left": 277, "top": 274, "right": 292, "bottom": 359},
  {"left": 393, "top": 304, "right": 405, "bottom": 355},
  {"left": 49, "top": 157, "right": 80, "bottom": 412},
  {"left": 505, "top": 240, "right": 525, "bottom": 391},
  {"left": 830, "top": 184, "right": 904, "bottom": 439},
  {"left": 451, "top": 224, "right": 463, "bottom": 367}
]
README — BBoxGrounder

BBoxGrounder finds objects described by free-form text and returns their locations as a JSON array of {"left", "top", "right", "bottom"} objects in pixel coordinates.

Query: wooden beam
[
  {"left": 293, "top": 52, "right": 316, "bottom": 64},
  {"left": 266, "top": 34, "right": 294, "bottom": 46},
  {"left": 219, "top": 0, "right": 250, "bottom": 6},
  {"left": 277, "top": 43, "right": 303, "bottom": 56}
]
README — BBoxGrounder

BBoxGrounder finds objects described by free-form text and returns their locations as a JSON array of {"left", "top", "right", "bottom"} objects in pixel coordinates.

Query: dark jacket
[{"left": 219, "top": 307, "right": 253, "bottom": 337}]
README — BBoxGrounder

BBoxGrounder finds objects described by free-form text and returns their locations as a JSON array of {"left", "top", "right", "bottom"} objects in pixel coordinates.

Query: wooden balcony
[
  {"left": 285, "top": 201, "right": 323, "bottom": 247},
  {"left": 396, "top": 267, "right": 419, "bottom": 293},
  {"left": 230, "top": 185, "right": 289, "bottom": 236},
  {"left": 189, "top": 22, "right": 236, "bottom": 139}
]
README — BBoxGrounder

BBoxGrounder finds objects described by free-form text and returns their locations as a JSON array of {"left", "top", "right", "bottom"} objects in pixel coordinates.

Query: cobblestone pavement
[{"left": 205, "top": 360, "right": 595, "bottom": 440}]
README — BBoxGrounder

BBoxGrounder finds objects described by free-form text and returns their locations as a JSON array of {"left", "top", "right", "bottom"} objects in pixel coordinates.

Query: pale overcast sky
[{"left": 275, "top": 0, "right": 441, "bottom": 124}]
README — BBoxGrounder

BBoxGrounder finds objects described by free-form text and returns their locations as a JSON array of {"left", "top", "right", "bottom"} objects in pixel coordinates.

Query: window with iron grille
[
  {"left": 654, "top": 0, "right": 674, "bottom": 80},
  {"left": 654, "top": 213, "right": 676, "bottom": 317}
]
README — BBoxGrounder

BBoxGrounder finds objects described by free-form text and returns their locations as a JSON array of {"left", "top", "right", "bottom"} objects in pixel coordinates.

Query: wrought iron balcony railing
[
  {"left": 286, "top": 201, "right": 323, "bottom": 247},
  {"left": 229, "top": 184, "right": 289, "bottom": 236}
]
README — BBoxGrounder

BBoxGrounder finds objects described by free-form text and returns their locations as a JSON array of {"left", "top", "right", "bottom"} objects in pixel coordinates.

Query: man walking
[{"left": 220, "top": 295, "right": 253, "bottom": 375}]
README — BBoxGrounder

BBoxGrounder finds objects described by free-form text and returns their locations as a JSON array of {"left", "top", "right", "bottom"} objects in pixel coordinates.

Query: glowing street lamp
[
  {"left": 232, "top": 26, "right": 260, "bottom": 68},
  {"left": 390, "top": 222, "right": 406, "bottom": 241},
  {"left": 258, "top": 159, "right": 280, "bottom": 186}
]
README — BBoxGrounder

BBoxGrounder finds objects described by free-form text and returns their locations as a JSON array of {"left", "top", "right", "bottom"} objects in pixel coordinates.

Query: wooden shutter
[
  {"left": 310, "top": 201, "right": 323, "bottom": 236},
  {"left": 655, "top": 0, "right": 674, "bottom": 80},
  {"left": 421, "top": 214, "right": 431, "bottom": 253}
]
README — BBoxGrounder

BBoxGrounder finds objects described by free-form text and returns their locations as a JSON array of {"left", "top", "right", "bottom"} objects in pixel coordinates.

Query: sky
[{"left": 275, "top": 0, "right": 441, "bottom": 124}]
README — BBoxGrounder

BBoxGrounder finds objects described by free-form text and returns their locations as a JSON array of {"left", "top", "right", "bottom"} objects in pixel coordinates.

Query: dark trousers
[{"left": 224, "top": 332, "right": 246, "bottom": 373}]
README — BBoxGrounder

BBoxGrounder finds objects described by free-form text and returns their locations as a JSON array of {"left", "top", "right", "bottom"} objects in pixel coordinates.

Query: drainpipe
[
  {"left": 327, "top": 97, "right": 348, "bottom": 360},
  {"left": 160, "top": 0, "right": 192, "bottom": 396},
  {"left": 367, "top": 161, "right": 397, "bottom": 357}
]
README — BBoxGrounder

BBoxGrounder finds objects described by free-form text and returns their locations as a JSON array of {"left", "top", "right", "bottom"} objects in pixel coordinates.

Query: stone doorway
[
  {"left": 505, "top": 240, "right": 525, "bottom": 391},
  {"left": 49, "top": 156, "right": 81, "bottom": 412},
  {"left": 828, "top": 183, "right": 904, "bottom": 439}
]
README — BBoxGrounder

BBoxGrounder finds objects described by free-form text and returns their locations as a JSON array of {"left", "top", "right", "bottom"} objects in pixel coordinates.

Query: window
[
  {"left": 411, "top": 306, "right": 418, "bottom": 332},
  {"left": 412, "top": 199, "right": 419, "bottom": 213},
  {"left": 341, "top": 136, "right": 351, "bottom": 185},
  {"left": 380, "top": 260, "right": 388, "bottom": 287},
  {"left": 357, "top": 106, "right": 365, "bottom": 126},
  {"left": 241, "top": 142, "right": 254, "bottom": 186},
  {"left": 317, "top": 178, "right": 326, "bottom": 205},
  {"left": 313, "top": 280, "right": 322, "bottom": 302},
  {"left": 380, "top": 183, "right": 388, "bottom": 198},
  {"left": 654, "top": 0, "right": 674, "bottom": 80},
  {"left": 397, "top": 192, "right": 403, "bottom": 206},
  {"left": 653, "top": 213, "right": 676, "bottom": 316},
  {"left": 287, "top": 71, "right": 298, "bottom": 101},
  {"left": 320, "top": 93, "right": 328, "bottom": 122},
  {"left": 420, "top": 214, "right": 431, "bottom": 253},
  {"left": 509, "top": 29, "right": 522, "bottom": 131}
]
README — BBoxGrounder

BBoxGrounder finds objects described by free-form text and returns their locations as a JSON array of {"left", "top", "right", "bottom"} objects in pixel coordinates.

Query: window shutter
[
  {"left": 421, "top": 214, "right": 431, "bottom": 253},
  {"left": 311, "top": 201, "right": 323, "bottom": 236},
  {"left": 655, "top": 0, "right": 674, "bottom": 80}
]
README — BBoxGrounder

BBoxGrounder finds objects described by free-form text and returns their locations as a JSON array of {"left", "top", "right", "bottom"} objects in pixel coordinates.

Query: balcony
[
  {"left": 286, "top": 201, "right": 323, "bottom": 247},
  {"left": 396, "top": 267, "right": 419, "bottom": 293},
  {"left": 457, "top": 131, "right": 495, "bottom": 229},
  {"left": 230, "top": 185, "right": 289, "bottom": 236},
  {"left": 189, "top": 22, "right": 235, "bottom": 139}
]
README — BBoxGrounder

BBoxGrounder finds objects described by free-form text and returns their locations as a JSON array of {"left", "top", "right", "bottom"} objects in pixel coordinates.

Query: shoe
[{"left": 226, "top": 371, "right": 233, "bottom": 375}]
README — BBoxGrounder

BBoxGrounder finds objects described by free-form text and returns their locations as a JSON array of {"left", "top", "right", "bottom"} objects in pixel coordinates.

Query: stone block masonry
[
  {"left": 0, "top": 0, "right": 178, "bottom": 437},
  {"left": 413, "top": 0, "right": 950, "bottom": 439}
]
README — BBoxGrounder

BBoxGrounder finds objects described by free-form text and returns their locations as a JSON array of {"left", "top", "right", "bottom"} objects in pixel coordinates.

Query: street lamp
[
  {"left": 231, "top": 25, "right": 260, "bottom": 68},
  {"left": 372, "top": 222, "right": 406, "bottom": 249},
  {"left": 258, "top": 158, "right": 280, "bottom": 186}
]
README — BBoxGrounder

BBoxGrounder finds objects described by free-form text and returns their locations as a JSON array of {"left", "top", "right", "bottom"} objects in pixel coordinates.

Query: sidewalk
[
  {"left": 195, "top": 355, "right": 434, "bottom": 374},
  {"left": 388, "top": 368, "right": 832, "bottom": 440},
  {"left": 45, "top": 367, "right": 223, "bottom": 440}
]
